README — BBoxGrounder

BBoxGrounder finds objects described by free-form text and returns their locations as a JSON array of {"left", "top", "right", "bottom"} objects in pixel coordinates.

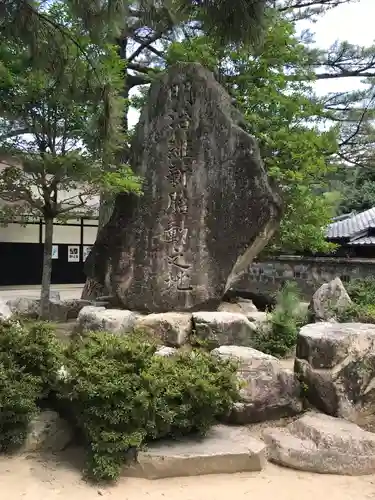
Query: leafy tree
[{"left": 0, "top": 7, "right": 141, "bottom": 319}]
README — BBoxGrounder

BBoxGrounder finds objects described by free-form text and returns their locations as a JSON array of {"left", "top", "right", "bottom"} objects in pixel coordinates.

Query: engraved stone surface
[{"left": 84, "top": 63, "right": 281, "bottom": 312}]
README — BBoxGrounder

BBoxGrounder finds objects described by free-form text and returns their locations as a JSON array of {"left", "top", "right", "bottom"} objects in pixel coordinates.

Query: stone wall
[{"left": 237, "top": 256, "right": 375, "bottom": 299}]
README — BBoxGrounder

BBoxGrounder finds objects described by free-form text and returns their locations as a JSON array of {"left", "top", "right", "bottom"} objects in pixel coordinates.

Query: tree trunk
[{"left": 40, "top": 217, "right": 54, "bottom": 319}]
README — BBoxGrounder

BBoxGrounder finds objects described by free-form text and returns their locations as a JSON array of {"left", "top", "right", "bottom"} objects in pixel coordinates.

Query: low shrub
[
  {"left": 0, "top": 361, "right": 40, "bottom": 451},
  {"left": 62, "top": 332, "right": 239, "bottom": 482},
  {"left": 0, "top": 319, "right": 65, "bottom": 451},
  {"left": 0, "top": 320, "right": 64, "bottom": 395},
  {"left": 253, "top": 282, "right": 307, "bottom": 357},
  {"left": 335, "top": 302, "right": 375, "bottom": 323},
  {"left": 346, "top": 277, "right": 375, "bottom": 306}
]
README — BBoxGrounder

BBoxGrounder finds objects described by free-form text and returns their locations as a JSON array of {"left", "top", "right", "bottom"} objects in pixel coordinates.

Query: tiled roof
[
  {"left": 326, "top": 207, "right": 375, "bottom": 239},
  {"left": 348, "top": 236, "right": 375, "bottom": 246}
]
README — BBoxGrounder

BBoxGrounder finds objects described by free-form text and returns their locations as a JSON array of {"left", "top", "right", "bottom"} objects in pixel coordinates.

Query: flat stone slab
[
  {"left": 264, "top": 412, "right": 375, "bottom": 475},
  {"left": 125, "top": 425, "right": 266, "bottom": 479}
]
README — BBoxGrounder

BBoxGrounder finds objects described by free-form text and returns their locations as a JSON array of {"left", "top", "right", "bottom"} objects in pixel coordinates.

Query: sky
[{"left": 128, "top": 0, "right": 375, "bottom": 127}]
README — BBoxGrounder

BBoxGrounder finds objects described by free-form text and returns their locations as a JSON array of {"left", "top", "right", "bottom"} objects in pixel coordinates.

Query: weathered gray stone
[
  {"left": 83, "top": 62, "right": 281, "bottom": 312},
  {"left": 6, "top": 292, "right": 61, "bottom": 319},
  {"left": 125, "top": 424, "right": 266, "bottom": 479},
  {"left": 22, "top": 411, "right": 72, "bottom": 453},
  {"left": 264, "top": 412, "right": 375, "bottom": 475},
  {"left": 295, "top": 322, "right": 375, "bottom": 421},
  {"left": 193, "top": 312, "right": 256, "bottom": 348},
  {"left": 77, "top": 306, "right": 137, "bottom": 334},
  {"left": 135, "top": 312, "right": 192, "bottom": 347},
  {"left": 212, "top": 346, "right": 302, "bottom": 424},
  {"left": 154, "top": 346, "right": 178, "bottom": 357},
  {"left": 218, "top": 298, "right": 258, "bottom": 316},
  {"left": 0, "top": 298, "right": 12, "bottom": 322},
  {"left": 310, "top": 277, "right": 351, "bottom": 321}
]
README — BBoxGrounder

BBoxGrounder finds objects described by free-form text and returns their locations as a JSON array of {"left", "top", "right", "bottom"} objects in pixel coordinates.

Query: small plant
[
  {"left": 253, "top": 282, "right": 307, "bottom": 357},
  {"left": 346, "top": 277, "right": 375, "bottom": 306},
  {"left": 335, "top": 278, "right": 375, "bottom": 323},
  {"left": 0, "top": 320, "right": 64, "bottom": 395},
  {"left": 61, "top": 332, "right": 239, "bottom": 482},
  {"left": 0, "top": 361, "right": 41, "bottom": 451}
]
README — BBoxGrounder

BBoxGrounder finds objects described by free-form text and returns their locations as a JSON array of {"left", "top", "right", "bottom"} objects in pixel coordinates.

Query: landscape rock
[
  {"left": 6, "top": 291, "right": 61, "bottom": 319},
  {"left": 77, "top": 306, "right": 137, "bottom": 334},
  {"left": 295, "top": 322, "right": 375, "bottom": 421},
  {"left": 154, "top": 346, "right": 178, "bottom": 357},
  {"left": 125, "top": 424, "right": 266, "bottom": 479},
  {"left": 83, "top": 62, "right": 281, "bottom": 312},
  {"left": 48, "top": 299, "right": 92, "bottom": 322},
  {"left": 0, "top": 299, "right": 12, "bottom": 322},
  {"left": 193, "top": 312, "right": 256, "bottom": 348},
  {"left": 264, "top": 411, "right": 375, "bottom": 475},
  {"left": 22, "top": 411, "right": 72, "bottom": 453},
  {"left": 218, "top": 298, "right": 258, "bottom": 316},
  {"left": 309, "top": 277, "right": 352, "bottom": 321},
  {"left": 212, "top": 346, "right": 302, "bottom": 424},
  {"left": 135, "top": 312, "right": 192, "bottom": 347}
]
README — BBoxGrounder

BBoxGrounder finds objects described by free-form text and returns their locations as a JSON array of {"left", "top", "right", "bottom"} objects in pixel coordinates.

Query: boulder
[
  {"left": 309, "top": 277, "right": 352, "bottom": 321},
  {"left": 218, "top": 298, "right": 258, "bottom": 315},
  {"left": 83, "top": 62, "right": 281, "bottom": 311},
  {"left": 212, "top": 345, "right": 302, "bottom": 424},
  {"left": 77, "top": 306, "right": 137, "bottom": 334},
  {"left": 295, "top": 322, "right": 375, "bottom": 421},
  {"left": 22, "top": 411, "right": 72, "bottom": 453},
  {"left": 264, "top": 411, "right": 375, "bottom": 475},
  {"left": 0, "top": 299, "right": 12, "bottom": 322},
  {"left": 154, "top": 346, "right": 178, "bottom": 357},
  {"left": 135, "top": 312, "right": 192, "bottom": 347},
  {"left": 48, "top": 299, "right": 92, "bottom": 322},
  {"left": 6, "top": 291, "right": 61, "bottom": 319},
  {"left": 125, "top": 425, "right": 266, "bottom": 479},
  {"left": 193, "top": 312, "right": 256, "bottom": 348}
]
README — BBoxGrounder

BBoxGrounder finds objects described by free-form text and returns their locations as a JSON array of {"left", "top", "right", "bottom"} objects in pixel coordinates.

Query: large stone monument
[{"left": 83, "top": 63, "right": 281, "bottom": 312}]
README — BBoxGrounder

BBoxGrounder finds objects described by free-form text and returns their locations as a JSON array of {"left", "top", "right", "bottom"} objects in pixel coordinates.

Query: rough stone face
[
  {"left": 0, "top": 299, "right": 12, "bottom": 322},
  {"left": 83, "top": 62, "right": 281, "bottom": 312},
  {"left": 135, "top": 312, "right": 192, "bottom": 347},
  {"left": 309, "top": 277, "right": 352, "bottom": 321},
  {"left": 295, "top": 322, "right": 375, "bottom": 421},
  {"left": 154, "top": 346, "right": 178, "bottom": 357},
  {"left": 218, "top": 298, "right": 258, "bottom": 315},
  {"left": 264, "top": 412, "right": 375, "bottom": 475},
  {"left": 212, "top": 346, "right": 302, "bottom": 424},
  {"left": 6, "top": 292, "right": 61, "bottom": 319},
  {"left": 21, "top": 411, "right": 72, "bottom": 453},
  {"left": 77, "top": 306, "right": 137, "bottom": 334},
  {"left": 193, "top": 312, "right": 256, "bottom": 348},
  {"left": 125, "top": 424, "right": 266, "bottom": 479}
]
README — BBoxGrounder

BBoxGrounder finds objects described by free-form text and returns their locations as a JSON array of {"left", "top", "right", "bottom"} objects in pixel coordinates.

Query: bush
[
  {"left": 346, "top": 277, "right": 375, "bottom": 306},
  {"left": 0, "top": 320, "right": 64, "bottom": 395},
  {"left": 0, "top": 320, "right": 65, "bottom": 451},
  {"left": 62, "top": 332, "right": 239, "bottom": 482},
  {"left": 0, "top": 361, "right": 40, "bottom": 452},
  {"left": 253, "top": 282, "right": 307, "bottom": 357},
  {"left": 335, "top": 302, "right": 375, "bottom": 323}
]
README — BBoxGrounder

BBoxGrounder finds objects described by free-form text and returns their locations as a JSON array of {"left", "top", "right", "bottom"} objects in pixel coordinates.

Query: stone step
[{"left": 124, "top": 425, "right": 266, "bottom": 479}]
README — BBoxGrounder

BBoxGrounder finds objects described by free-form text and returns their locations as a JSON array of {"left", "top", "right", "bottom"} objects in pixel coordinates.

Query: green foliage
[
  {"left": 0, "top": 361, "right": 40, "bottom": 452},
  {"left": 334, "top": 278, "right": 375, "bottom": 323},
  {"left": 0, "top": 319, "right": 64, "bottom": 451},
  {"left": 0, "top": 320, "right": 64, "bottom": 396},
  {"left": 62, "top": 332, "right": 239, "bottom": 482},
  {"left": 346, "top": 277, "right": 375, "bottom": 306},
  {"left": 254, "top": 282, "right": 307, "bottom": 357}
]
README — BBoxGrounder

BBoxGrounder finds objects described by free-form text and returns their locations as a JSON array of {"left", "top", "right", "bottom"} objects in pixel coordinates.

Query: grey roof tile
[{"left": 326, "top": 207, "right": 375, "bottom": 239}]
